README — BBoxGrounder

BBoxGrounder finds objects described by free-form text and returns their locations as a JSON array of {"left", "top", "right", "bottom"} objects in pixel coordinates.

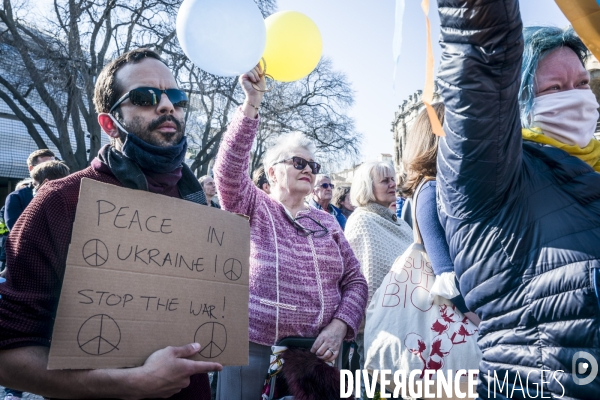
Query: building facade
[
  {"left": 330, "top": 154, "right": 395, "bottom": 188},
  {"left": 391, "top": 87, "right": 441, "bottom": 176}
]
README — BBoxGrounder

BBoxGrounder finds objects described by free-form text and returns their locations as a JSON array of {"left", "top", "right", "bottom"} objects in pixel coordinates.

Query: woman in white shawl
[
  {"left": 345, "top": 161, "right": 413, "bottom": 376},
  {"left": 345, "top": 161, "right": 413, "bottom": 305}
]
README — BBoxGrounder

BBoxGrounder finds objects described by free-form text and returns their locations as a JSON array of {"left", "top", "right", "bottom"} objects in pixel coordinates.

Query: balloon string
[{"left": 252, "top": 57, "right": 274, "bottom": 92}]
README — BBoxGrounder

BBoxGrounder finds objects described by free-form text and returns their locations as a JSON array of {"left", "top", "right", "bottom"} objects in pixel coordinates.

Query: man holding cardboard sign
[{"left": 0, "top": 49, "right": 222, "bottom": 399}]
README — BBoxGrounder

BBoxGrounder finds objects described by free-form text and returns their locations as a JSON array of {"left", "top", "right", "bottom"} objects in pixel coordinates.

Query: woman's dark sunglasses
[
  {"left": 273, "top": 156, "right": 321, "bottom": 174},
  {"left": 109, "top": 87, "right": 189, "bottom": 113}
]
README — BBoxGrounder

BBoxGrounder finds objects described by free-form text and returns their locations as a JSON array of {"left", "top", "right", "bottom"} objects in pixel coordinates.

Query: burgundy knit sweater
[{"left": 0, "top": 158, "right": 210, "bottom": 400}]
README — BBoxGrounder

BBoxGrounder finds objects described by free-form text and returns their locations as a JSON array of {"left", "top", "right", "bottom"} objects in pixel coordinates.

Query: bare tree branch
[
  {"left": 0, "top": 89, "right": 49, "bottom": 149},
  {"left": 0, "top": 0, "right": 360, "bottom": 176}
]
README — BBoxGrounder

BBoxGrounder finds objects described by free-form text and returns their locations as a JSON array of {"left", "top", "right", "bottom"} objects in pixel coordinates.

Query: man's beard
[{"left": 117, "top": 114, "right": 185, "bottom": 147}]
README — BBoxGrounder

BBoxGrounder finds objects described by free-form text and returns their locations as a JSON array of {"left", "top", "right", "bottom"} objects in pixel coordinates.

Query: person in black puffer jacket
[{"left": 435, "top": 1, "right": 600, "bottom": 399}]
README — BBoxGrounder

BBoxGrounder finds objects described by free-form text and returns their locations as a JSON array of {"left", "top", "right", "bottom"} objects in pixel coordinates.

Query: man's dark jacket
[
  {"left": 436, "top": 1, "right": 600, "bottom": 399},
  {"left": 4, "top": 184, "right": 33, "bottom": 231}
]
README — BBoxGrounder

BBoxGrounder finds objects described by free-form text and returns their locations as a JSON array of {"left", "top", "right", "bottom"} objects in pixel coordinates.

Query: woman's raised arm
[
  {"left": 213, "top": 67, "right": 266, "bottom": 216},
  {"left": 436, "top": 0, "right": 523, "bottom": 220}
]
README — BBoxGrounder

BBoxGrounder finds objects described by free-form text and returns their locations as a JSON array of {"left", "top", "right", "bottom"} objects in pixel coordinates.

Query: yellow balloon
[{"left": 263, "top": 11, "right": 323, "bottom": 82}]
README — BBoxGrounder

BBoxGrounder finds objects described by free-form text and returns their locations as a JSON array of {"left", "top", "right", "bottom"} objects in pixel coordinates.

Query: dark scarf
[
  {"left": 97, "top": 144, "right": 207, "bottom": 205},
  {"left": 122, "top": 132, "right": 188, "bottom": 173}
]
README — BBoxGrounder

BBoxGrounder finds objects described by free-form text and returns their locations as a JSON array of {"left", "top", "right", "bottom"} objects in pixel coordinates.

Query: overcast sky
[{"left": 277, "top": 0, "right": 570, "bottom": 164}]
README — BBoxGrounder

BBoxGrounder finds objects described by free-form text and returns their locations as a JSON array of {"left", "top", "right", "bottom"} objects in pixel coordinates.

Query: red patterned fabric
[{"left": 0, "top": 158, "right": 210, "bottom": 400}]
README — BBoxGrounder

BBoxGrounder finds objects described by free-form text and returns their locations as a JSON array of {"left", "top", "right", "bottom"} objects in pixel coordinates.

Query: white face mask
[{"left": 531, "top": 89, "right": 599, "bottom": 148}]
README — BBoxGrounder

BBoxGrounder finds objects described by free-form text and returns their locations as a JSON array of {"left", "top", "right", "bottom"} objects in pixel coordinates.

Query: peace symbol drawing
[
  {"left": 82, "top": 239, "right": 109, "bottom": 267},
  {"left": 222, "top": 258, "right": 242, "bottom": 281},
  {"left": 77, "top": 314, "right": 121, "bottom": 356},
  {"left": 194, "top": 322, "right": 227, "bottom": 358}
]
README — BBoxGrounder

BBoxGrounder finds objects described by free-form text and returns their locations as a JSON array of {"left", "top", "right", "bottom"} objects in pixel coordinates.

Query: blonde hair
[
  {"left": 15, "top": 178, "right": 33, "bottom": 190},
  {"left": 350, "top": 161, "right": 395, "bottom": 207},
  {"left": 401, "top": 103, "right": 444, "bottom": 197}
]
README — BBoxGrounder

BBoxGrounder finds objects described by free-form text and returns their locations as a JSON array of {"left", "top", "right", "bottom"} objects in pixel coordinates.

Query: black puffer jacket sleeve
[{"left": 436, "top": 0, "right": 523, "bottom": 221}]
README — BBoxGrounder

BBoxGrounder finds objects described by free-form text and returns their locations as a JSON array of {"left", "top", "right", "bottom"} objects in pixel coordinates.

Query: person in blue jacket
[
  {"left": 435, "top": 1, "right": 600, "bottom": 399},
  {"left": 3, "top": 149, "right": 55, "bottom": 231},
  {"left": 309, "top": 174, "right": 346, "bottom": 230}
]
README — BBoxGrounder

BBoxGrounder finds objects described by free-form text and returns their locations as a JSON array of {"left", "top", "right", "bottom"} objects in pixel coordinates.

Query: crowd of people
[{"left": 1, "top": 0, "right": 599, "bottom": 399}]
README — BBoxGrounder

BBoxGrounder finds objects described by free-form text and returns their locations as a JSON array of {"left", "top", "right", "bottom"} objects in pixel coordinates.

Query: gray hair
[
  {"left": 314, "top": 174, "right": 331, "bottom": 187},
  {"left": 263, "top": 132, "right": 317, "bottom": 184},
  {"left": 198, "top": 175, "right": 212, "bottom": 186},
  {"left": 15, "top": 178, "right": 33, "bottom": 190},
  {"left": 350, "top": 161, "right": 395, "bottom": 207}
]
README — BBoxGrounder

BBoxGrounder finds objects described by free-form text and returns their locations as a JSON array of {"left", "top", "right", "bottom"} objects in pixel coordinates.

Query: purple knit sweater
[{"left": 214, "top": 109, "right": 368, "bottom": 346}]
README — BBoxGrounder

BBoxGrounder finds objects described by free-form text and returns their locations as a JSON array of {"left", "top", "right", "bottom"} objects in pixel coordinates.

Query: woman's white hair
[
  {"left": 263, "top": 132, "right": 317, "bottom": 184},
  {"left": 350, "top": 161, "right": 395, "bottom": 207}
]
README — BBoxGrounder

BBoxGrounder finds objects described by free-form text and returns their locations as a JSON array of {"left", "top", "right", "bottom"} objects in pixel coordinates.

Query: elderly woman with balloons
[
  {"left": 212, "top": 66, "right": 367, "bottom": 398},
  {"left": 179, "top": 1, "right": 361, "bottom": 397}
]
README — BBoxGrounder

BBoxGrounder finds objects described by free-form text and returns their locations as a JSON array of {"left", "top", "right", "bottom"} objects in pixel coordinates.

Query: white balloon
[{"left": 176, "top": 0, "right": 266, "bottom": 77}]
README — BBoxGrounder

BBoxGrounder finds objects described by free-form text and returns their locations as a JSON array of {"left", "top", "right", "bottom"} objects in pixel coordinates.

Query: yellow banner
[{"left": 555, "top": 0, "right": 600, "bottom": 60}]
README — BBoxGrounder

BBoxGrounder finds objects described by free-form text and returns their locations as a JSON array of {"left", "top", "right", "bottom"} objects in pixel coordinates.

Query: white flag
[{"left": 392, "top": 0, "right": 406, "bottom": 88}]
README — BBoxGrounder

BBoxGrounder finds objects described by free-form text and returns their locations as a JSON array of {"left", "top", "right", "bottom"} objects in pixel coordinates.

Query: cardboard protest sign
[{"left": 48, "top": 178, "right": 250, "bottom": 369}]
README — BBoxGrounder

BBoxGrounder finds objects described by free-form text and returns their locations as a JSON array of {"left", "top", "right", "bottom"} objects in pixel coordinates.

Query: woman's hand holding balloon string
[
  {"left": 311, "top": 318, "right": 347, "bottom": 363},
  {"left": 240, "top": 64, "right": 266, "bottom": 119}
]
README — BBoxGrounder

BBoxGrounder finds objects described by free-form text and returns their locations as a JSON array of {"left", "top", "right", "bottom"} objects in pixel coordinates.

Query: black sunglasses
[
  {"left": 319, "top": 183, "right": 334, "bottom": 189},
  {"left": 109, "top": 87, "right": 189, "bottom": 113},
  {"left": 273, "top": 156, "right": 321, "bottom": 174}
]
